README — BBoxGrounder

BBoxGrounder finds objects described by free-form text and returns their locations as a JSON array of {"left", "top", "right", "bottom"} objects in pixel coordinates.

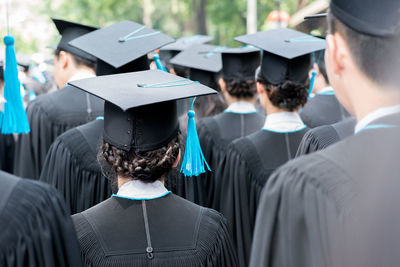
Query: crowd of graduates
[{"left": 1, "top": 0, "right": 400, "bottom": 266}]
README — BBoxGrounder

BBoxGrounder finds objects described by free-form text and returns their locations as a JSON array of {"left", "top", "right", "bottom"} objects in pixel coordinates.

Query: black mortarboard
[
  {"left": 170, "top": 44, "right": 223, "bottom": 73},
  {"left": 68, "top": 70, "right": 216, "bottom": 152},
  {"left": 213, "top": 47, "right": 260, "bottom": 80},
  {"left": 161, "top": 35, "right": 213, "bottom": 52},
  {"left": 69, "top": 21, "right": 174, "bottom": 72},
  {"left": 52, "top": 18, "right": 97, "bottom": 62},
  {"left": 235, "top": 28, "right": 326, "bottom": 84},
  {"left": 305, "top": 0, "right": 400, "bottom": 37},
  {"left": 159, "top": 35, "right": 213, "bottom": 66}
]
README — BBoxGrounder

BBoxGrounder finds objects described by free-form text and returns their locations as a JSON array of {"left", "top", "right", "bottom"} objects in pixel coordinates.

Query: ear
[
  {"left": 219, "top": 77, "right": 226, "bottom": 93},
  {"left": 326, "top": 33, "right": 348, "bottom": 76},
  {"left": 58, "top": 50, "right": 69, "bottom": 70},
  {"left": 172, "top": 150, "right": 181, "bottom": 168},
  {"left": 256, "top": 81, "right": 265, "bottom": 95}
]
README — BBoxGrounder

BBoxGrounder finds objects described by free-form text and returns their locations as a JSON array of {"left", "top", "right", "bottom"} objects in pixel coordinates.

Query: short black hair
[
  {"left": 54, "top": 49, "right": 96, "bottom": 70},
  {"left": 328, "top": 12, "right": 400, "bottom": 89}
]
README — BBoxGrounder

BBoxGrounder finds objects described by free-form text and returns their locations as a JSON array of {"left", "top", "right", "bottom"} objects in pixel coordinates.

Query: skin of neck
[
  {"left": 256, "top": 82, "right": 298, "bottom": 116},
  {"left": 325, "top": 32, "right": 400, "bottom": 122},
  {"left": 53, "top": 51, "right": 95, "bottom": 89},
  {"left": 219, "top": 77, "right": 257, "bottom": 105}
]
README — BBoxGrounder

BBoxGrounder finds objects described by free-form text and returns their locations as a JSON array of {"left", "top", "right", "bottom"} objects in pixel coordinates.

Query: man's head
[
  {"left": 53, "top": 49, "right": 96, "bottom": 88},
  {"left": 51, "top": 19, "right": 98, "bottom": 88},
  {"left": 323, "top": 0, "right": 400, "bottom": 115}
]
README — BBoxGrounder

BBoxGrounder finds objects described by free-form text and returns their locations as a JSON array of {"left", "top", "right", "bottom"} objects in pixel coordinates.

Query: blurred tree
[{"left": 36, "top": 0, "right": 318, "bottom": 48}]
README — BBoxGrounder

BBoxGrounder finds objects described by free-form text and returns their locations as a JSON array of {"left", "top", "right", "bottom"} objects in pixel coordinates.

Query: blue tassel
[
  {"left": 1, "top": 35, "right": 30, "bottom": 134},
  {"left": 153, "top": 51, "right": 167, "bottom": 72},
  {"left": 308, "top": 70, "right": 317, "bottom": 98},
  {"left": 180, "top": 97, "right": 210, "bottom": 177}
]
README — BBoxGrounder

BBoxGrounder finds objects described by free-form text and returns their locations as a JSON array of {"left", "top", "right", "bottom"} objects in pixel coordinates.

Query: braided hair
[{"left": 101, "top": 134, "right": 180, "bottom": 183}]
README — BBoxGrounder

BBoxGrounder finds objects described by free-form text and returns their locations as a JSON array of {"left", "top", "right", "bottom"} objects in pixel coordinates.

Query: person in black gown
[
  {"left": 182, "top": 47, "right": 264, "bottom": 208},
  {"left": 0, "top": 62, "right": 15, "bottom": 173},
  {"left": 249, "top": 1, "right": 400, "bottom": 266},
  {"left": 296, "top": 117, "right": 356, "bottom": 156},
  {"left": 166, "top": 44, "right": 227, "bottom": 197},
  {"left": 0, "top": 170, "right": 83, "bottom": 266},
  {"left": 39, "top": 21, "right": 174, "bottom": 214},
  {"left": 300, "top": 53, "right": 349, "bottom": 128},
  {"left": 13, "top": 19, "right": 103, "bottom": 179},
  {"left": 69, "top": 70, "right": 238, "bottom": 266},
  {"left": 215, "top": 28, "right": 325, "bottom": 267}
]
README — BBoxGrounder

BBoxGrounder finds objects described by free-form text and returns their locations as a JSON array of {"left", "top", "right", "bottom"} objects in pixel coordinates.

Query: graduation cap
[
  {"left": 159, "top": 35, "right": 213, "bottom": 66},
  {"left": 170, "top": 44, "right": 223, "bottom": 73},
  {"left": 52, "top": 18, "right": 97, "bottom": 62},
  {"left": 170, "top": 44, "right": 223, "bottom": 88},
  {"left": 305, "top": 0, "right": 400, "bottom": 37},
  {"left": 235, "top": 28, "right": 326, "bottom": 85},
  {"left": 69, "top": 21, "right": 174, "bottom": 75},
  {"left": 211, "top": 47, "right": 260, "bottom": 80},
  {"left": 68, "top": 70, "right": 217, "bottom": 176}
]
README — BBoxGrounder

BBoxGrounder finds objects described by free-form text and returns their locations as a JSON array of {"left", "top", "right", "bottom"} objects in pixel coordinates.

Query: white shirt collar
[
  {"left": 66, "top": 71, "right": 95, "bottom": 84},
  {"left": 355, "top": 104, "right": 400, "bottom": 134},
  {"left": 318, "top": 86, "right": 334, "bottom": 93},
  {"left": 263, "top": 112, "right": 306, "bottom": 133},
  {"left": 116, "top": 180, "right": 169, "bottom": 200},
  {"left": 224, "top": 101, "right": 257, "bottom": 114}
]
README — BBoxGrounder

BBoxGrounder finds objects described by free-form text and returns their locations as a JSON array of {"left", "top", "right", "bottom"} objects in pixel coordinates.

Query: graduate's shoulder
[
  {"left": 0, "top": 173, "right": 68, "bottom": 238},
  {"left": 271, "top": 138, "right": 357, "bottom": 206}
]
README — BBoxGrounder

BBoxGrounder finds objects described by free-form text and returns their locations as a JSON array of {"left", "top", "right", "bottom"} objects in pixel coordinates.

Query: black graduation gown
[
  {"left": 300, "top": 93, "right": 350, "bottom": 128},
  {"left": 249, "top": 113, "right": 400, "bottom": 267},
  {"left": 13, "top": 85, "right": 104, "bottom": 179},
  {"left": 216, "top": 128, "right": 309, "bottom": 267},
  {"left": 171, "top": 111, "right": 265, "bottom": 208},
  {"left": 296, "top": 117, "right": 356, "bottom": 156},
  {"left": 40, "top": 119, "right": 112, "bottom": 214},
  {"left": 72, "top": 193, "right": 238, "bottom": 267},
  {"left": 0, "top": 170, "right": 83, "bottom": 267},
  {"left": 0, "top": 133, "right": 15, "bottom": 173}
]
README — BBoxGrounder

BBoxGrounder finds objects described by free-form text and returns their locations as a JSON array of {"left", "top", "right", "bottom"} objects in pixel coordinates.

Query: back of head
[{"left": 327, "top": 0, "right": 400, "bottom": 89}]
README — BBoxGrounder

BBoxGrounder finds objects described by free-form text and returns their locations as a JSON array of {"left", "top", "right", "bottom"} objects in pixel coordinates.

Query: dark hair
[
  {"left": 328, "top": 12, "right": 400, "bottom": 89},
  {"left": 54, "top": 49, "right": 96, "bottom": 70},
  {"left": 100, "top": 134, "right": 180, "bottom": 183},
  {"left": 257, "top": 74, "right": 308, "bottom": 111},
  {"left": 317, "top": 55, "right": 329, "bottom": 84},
  {"left": 223, "top": 78, "right": 257, "bottom": 99}
]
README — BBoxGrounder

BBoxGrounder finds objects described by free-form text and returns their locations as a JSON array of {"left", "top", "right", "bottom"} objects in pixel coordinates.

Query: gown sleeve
[
  {"left": 40, "top": 130, "right": 112, "bottom": 214},
  {"left": 249, "top": 158, "right": 344, "bottom": 267},
  {"left": 296, "top": 125, "right": 339, "bottom": 157},
  {"left": 0, "top": 178, "right": 83, "bottom": 267}
]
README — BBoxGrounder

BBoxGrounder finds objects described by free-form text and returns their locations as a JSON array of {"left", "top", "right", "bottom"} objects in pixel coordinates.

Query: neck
[
  {"left": 313, "top": 82, "right": 330, "bottom": 93},
  {"left": 117, "top": 176, "right": 165, "bottom": 189},
  {"left": 350, "top": 83, "right": 400, "bottom": 122}
]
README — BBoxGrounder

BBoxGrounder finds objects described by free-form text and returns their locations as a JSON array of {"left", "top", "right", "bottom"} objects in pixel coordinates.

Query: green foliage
[{"left": 36, "top": 0, "right": 318, "bottom": 49}]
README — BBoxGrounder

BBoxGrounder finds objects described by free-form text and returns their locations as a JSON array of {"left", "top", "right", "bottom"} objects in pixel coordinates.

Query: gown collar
[
  {"left": 355, "top": 104, "right": 400, "bottom": 134},
  {"left": 115, "top": 180, "right": 170, "bottom": 200},
  {"left": 224, "top": 101, "right": 257, "bottom": 114},
  {"left": 263, "top": 112, "right": 306, "bottom": 133}
]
